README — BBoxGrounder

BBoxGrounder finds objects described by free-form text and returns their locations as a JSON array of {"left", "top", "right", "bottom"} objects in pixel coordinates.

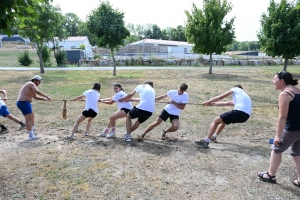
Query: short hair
[
  {"left": 144, "top": 81, "right": 153, "bottom": 87},
  {"left": 235, "top": 85, "right": 243, "bottom": 89},
  {"left": 93, "top": 82, "right": 101, "bottom": 91},
  {"left": 179, "top": 83, "right": 188, "bottom": 91},
  {"left": 277, "top": 71, "right": 298, "bottom": 86}
]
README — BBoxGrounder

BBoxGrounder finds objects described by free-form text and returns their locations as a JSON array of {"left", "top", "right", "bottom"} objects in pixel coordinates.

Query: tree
[
  {"left": 258, "top": 0, "right": 300, "bottom": 71},
  {"left": 77, "top": 22, "right": 98, "bottom": 46},
  {"left": 144, "top": 24, "right": 162, "bottom": 39},
  {"left": 87, "top": 1, "right": 130, "bottom": 76},
  {"left": 0, "top": 0, "right": 50, "bottom": 36},
  {"left": 19, "top": 4, "right": 63, "bottom": 73},
  {"left": 64, "top": 13, "right": 82, "bottom": 36},
  {"left": 185, "top": 0, "right": 235, "bottom": 74}
]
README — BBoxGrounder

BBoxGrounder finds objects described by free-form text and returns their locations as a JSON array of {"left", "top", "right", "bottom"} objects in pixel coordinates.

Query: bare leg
[
  {"left": 215, "top": 123, "right": 226, "bottom": 135},
  {"left": 165, "top": 119, "right": 179, "bottom": 133},
  {"left": 6, "top": 114, "right": 21, "bottom": 124},
  {"left": 72, "top": 114, "right": 87, "bottom": 135},
  {"left": 126, "top": 114, "right": 132, "bottom": 134},
  {"left": 207, "top": 116, "right": 225, "bottom": 139},
  {"left": 24, "top": 113, "right": 34, "bottom": 131},
  {"left": 131, "top": 120, "right": 141, "bottom": 133},
  {"left": 143, "top": 117, "right": 163, "bottom": 136},
  {"left": 108, "top": 110, "right": 127, "bottom": 128},
  {"left": 86, "top": 117, "right": 93, "bottom": 132},
  {"left": 266, "top": 150, "right": 282, "bottom": 178},
  {"left": 292, "top": 156, "right": 300, "bottom": 182}
]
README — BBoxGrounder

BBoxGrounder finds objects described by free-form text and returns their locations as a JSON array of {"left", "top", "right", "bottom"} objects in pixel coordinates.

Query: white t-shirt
[
  {"left": 230, "top": 87, "right": 252, "bottom": 115},
  {"left": 83, "top": 89, "right": 100, "bottom": 113},
  {"left": 0, "top": 97, "right": 5, "bottom": 108},
  {"left": 164, "top": 90, "right": 189, "bottom": 116},
  {"left": 135, "top": 84, "right": 155, "bottom": 112},
  {"left": 112, "top": 90, "right": 133, "bottom": 110}
]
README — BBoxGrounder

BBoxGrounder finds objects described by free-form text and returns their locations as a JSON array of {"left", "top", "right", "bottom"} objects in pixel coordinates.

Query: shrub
[
  {"left": 18, "top": 50, "right": 33, "bottom": 66},
  {"left": 37, "top": 46, "right": 52, "bottom": 66},
  {"left": 55, "top": 50, "right": 67, "bottom": 66},
  {"left": 93, "top": 54, "right": 103, "bottom": 60},
  {"left": 79, "top": 44, "right": 85, "bottom": 50}
]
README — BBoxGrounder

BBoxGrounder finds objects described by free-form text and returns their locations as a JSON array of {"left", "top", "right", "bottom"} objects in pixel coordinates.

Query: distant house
[
  {"left": 130, "top": 39, "right": 194, "bottom": 54},
  {"left": 47, "top": 36, "right": 94, "bottom": 58},
  {"left": 0, "top": 35, "right": 30, "bottom": 42}
]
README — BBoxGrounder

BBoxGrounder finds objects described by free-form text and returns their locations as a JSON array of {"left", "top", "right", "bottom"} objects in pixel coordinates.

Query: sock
[
  {"left": 28, "top": 131, "right": 34, "bottom": 137},
  {"left": 111, "top": 127, "right": 115, "bottom": 130},
  {"left": 31, "top": 126, "right": 35, "bottom": 132},
  {"left": 213, "top": 133, "right": 218, "bottom": 138},
  {"left": 104, "top": 127, "right": 110, "bottom": 132},
  {"left": 205, "top": 137, "right": 210, "bottom": 143}
]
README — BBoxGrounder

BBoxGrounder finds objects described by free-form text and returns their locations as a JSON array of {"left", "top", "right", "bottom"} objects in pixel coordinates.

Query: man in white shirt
[
  {"left": 118, "top": 81, "right": 155, "bottom": 142},
  {"left": 195, "top": 85, "right": 252, "bottom": 148},
  {"left": 138, "top": 83, "right": 189, "bottom": 141}
]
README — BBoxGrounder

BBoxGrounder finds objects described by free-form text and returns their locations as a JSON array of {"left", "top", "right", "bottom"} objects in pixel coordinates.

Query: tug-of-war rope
[{"left": 2, "top": 98, "right": 278, "bottom": 121}]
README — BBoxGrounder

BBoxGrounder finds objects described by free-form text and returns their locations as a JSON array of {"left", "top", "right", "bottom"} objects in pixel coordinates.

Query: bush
[
  {"left": 37, "top": 46, "right": 52, "bottom": 66},
  {"left": 55, "top": 50, "right": 67, "bottom": 66},
  {"left": 18, "top": 50, "right": 33, "bottom": 66},
  {"left": 93, "top": 54, "right": 103, "bottom": 60}
]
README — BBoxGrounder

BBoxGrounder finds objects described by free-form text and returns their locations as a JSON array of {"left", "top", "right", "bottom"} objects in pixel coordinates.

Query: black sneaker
[
  {"left": 195, "top": 140, "right": 209, "bottom": 148},
  {"left": 19, "top": 122, "right": 26, "bottom": 130},
  {"left": 0, "top": 128, "right": 9, "bottom": 134}
]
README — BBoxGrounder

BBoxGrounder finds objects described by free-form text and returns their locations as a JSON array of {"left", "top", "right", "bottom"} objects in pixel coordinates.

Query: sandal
[
  {"left": 137, "top": 134, "right": 145, "bottom": 142},
  {"left": 290, "top": 179, "right": 300, "bottom": 187},
  {"left": 257, "top": 172, "right": 277, "bottom": 183}
]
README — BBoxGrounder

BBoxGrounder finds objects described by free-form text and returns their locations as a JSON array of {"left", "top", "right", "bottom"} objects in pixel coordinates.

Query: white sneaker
[
  {"left": 106, "top": 130, "right": 116, "bottom": 138},
  {"left": 97, "top": 131, "right": 108, "bottom": 137},
  {"left": 27, "top": 135, "right": 40, "bottom": 141},
  {"left": 84, "top": 132, "right": 89, "bottom": 136},
  {"left": 66, "top": 134, "right": 75, "bottom": 140}
]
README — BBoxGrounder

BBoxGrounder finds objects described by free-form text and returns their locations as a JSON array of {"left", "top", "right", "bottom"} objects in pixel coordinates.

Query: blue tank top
[{"left": 285, "top": 90, "right": 300, "bottom": 131}]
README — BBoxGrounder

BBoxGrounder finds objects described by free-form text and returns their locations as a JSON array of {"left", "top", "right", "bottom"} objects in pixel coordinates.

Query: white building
[
  {"left": 47, "top": 36, "right": 94, "bottom": 58},
  {"left": 130, "top": 39, "right": 194, "bottom": 54}
]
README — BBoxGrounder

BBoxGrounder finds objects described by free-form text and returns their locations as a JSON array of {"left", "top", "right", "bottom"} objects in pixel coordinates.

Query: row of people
[{"left": 1, "top": 72, "right": 300, "bottom": 188}]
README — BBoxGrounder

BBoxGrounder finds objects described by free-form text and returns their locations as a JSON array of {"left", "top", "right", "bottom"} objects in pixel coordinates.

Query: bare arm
[
  {"left": 31, "top": 84, "right": 51, "bottom": 101},
  {"left": 210, "top": 100, "right": 234, "bottom": 106},
  {"left": 202, "top": 90, "right": 233, "bottom": 106},
  {"left": 72, "top": 94, "right": 85, "bottom": 101},
  {"left": 125, "top": 97, "right": 140, "bottom": 102},
  {"left": 274, "top": 92, "right": 291, "bottom": 146},
  {"left": 155, "top": 94, "right": 168, "bottom": 101},
  {"left": 119, "top": 90, "right": 136, "bottom": 102},
  {"left": 0, "top": 90, "right": 7, "bottom": 100},
  {"left": 170, "top": 100, "right": 186, "bottom": 110}
]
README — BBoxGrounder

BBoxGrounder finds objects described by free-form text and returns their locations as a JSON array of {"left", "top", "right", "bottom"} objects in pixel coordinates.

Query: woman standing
[
  {"left": 67, "top": 82, "right": 101, "bottom": 139},
  {"left": 258, "top": 71, "right": 300, "bottom": 187},
  {"left": 98, "top": 84, "right": 133, "bottom": 138}
]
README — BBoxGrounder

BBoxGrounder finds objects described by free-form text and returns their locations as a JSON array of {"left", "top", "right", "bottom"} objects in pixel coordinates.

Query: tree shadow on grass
[{"left": 276, "top": 182, "right": 300, "bottom": 196}]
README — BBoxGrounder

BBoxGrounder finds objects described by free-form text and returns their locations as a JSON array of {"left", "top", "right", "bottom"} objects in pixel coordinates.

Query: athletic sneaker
[
  {"left": 27, "top": 135, "right": 40, "bottom": 141},
  {"left": 122, "top": 133, "right": 132, "bottom": 142},
  {"left": 106, "top": 130, "right": 116, "bottom": 138},
  {"left": 19, "top": 122, "right": 26, "bottom": 130},
  {"left": 84, "top": 132, "right": 89, "bottom": 136},
  {"left": 161, "top": 130, "right": 167, "bottom": 140},
  {"left": 211, "top": 136, "right": 218, "bottom": 143},
  {"left": 97, "top": 131, "right": 108, "bottom": 137},
  {"left": 0, "top": 128, "right": 9, "bottom": 134},
  {"left": 194, "top": 140, "right": 209, "bottom": 148},
  {"left": 66, "top": 134, "right": 75, "bottom": 140}
]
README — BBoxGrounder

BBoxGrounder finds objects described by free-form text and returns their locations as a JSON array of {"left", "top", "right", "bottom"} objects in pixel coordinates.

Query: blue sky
[{"left": 52, "top": 0, "right": 281, "bottom": 41}]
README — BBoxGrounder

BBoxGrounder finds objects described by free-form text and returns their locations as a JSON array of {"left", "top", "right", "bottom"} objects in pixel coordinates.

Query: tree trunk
[
  {"left": 111, "top": 49, "right": 116, "bottom": 76},
  {"left": 52, "top": 40, "right": 58, "bottom": 66},
  {"left": 37, "top": 45, "right": 45, "bottom": 73},
  {"left": 283, "top": 58, "right": 288, "bottom": 71},
  {"left": 209, "top": 53, "right": 213, "bottom": 74}
]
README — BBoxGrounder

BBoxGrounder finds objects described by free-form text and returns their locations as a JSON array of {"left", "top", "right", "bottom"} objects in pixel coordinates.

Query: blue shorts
[
  {"left": 16, "top": 101, "right": 32, "bottom": 116},
  {"left": 0, "top": 106, "right": 10, "bottom": 117}
]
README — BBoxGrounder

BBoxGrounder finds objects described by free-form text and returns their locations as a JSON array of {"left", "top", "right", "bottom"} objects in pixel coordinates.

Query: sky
[{"left": 52, "top": 0, "right": 281, "bottom": 41}]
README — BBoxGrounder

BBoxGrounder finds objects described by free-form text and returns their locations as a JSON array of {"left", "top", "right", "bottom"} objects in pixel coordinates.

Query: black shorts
[
  {"left": 128, "top": 106, "right": 152, "bottom": 123},
  {"left": 159, "top": 109, "right": 179, "bottom": 122},
  {"left": 121, "top": 108, "right": 131, "bottom": 114},
  {"left": 82, "top": 109, "right": 97, "bottom": 118},
  {"left": 220, "top": 110, "right": 250, "bottom": 125}
]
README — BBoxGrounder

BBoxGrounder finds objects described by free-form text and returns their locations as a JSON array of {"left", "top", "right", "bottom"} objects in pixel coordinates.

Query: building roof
[
  {"left": 130, "top": 39, "right": 193, "bottom": 47},
  {"left": 54, "top": 36, "right": 88, "bottom": 42}
]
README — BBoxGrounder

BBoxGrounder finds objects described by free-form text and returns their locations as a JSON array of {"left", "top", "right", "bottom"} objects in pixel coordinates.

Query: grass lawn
[{"left": 0, "top": 66, "right": 300, "bottom": 199}]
